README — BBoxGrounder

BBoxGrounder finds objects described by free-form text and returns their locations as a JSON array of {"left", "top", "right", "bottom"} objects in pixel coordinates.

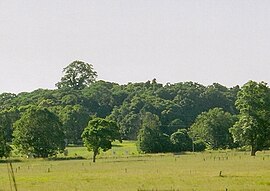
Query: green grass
[{"left": 1, "top": 141, "right": 270, "bottom": 191}]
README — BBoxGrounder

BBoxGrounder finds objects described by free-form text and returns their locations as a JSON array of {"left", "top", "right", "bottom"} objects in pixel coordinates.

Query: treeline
[
  {"left": 0, "top": 61, "right": 269, "bottom": 158},
  {"left": 0, "top": 80, "right": 239, "bottom": 142}
]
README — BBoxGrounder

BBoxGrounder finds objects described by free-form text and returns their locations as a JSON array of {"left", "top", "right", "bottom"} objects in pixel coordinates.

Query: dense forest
[{"left": 1, "top": 61, "right": 270, "bottom": 159}]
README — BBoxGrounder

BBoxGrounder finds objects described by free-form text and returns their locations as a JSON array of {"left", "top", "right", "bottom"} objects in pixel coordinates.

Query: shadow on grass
[
  {"left": 99, "top": 155, "right": 154, "bottom": 163},
  {"left": 112, "top": 144, "right": 123, "bottom": 147},
  {"left": 47, "top": 156, "right": 86, "bottom": 161},
  {"left": 104, "top": 159, "right": 149, "bottom": 163},
  {"left": 0, "top": 159, "right": 22, "bottom": 163}
]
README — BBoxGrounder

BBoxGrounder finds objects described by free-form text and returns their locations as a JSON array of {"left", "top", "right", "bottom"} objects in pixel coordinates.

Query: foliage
[
  {"left": 193, "top": 140, "right": 207, "bottom": 152},
  {"left": 0, "top": 109, "right": 20, "bottom": 158},
  {"left": 0, "top": 93, "right": 17, "bottom": 110},
  {"left": 110, "top": 81, "right": 238, "bottom": 141},
  {"left": 58, "top": 104, "right": 90, "bottom": 144},
  {"left": 0, "top": 108, "right": 20, "bottom": 142},
  {"left": 56, "top": 60, "right": 97, "bottom": 90},
  {"left": 13, "top": 106, "right": 65, "bottom": 158},
  {"left": 137, "top": 112, "right": 171, "bottom": 153},
  {"left": 189, "top": 108, "right": 236, "bottom": 149},
  {"left": 0, "top": 124, "right": 12, "bottom": 158},
  {"left": 82, "top": 81, "right": 118, "bottom": 117},
  {"left": 81, "top": 118, "right": 121, "bottom": 162},
  {"left": 170, "top": 129, "right": 192, "bottom": 152},
  {"left": 230, "top": 81, "right": 270, "bottom": 156},
  {"left": 0, "top": 69, "right": 243, "bottom": 155}
]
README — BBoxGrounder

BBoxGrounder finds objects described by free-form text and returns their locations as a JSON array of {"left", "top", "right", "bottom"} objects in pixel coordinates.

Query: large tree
[
  {"left": 230, "top": 81, "right": 270, "bottom": 156},
  {"left": 0, "top": 124, "right": 12, "bottom": 158},
  {"left": 0, "top": 109, "right": 20, "bottom": 158},
  {"left": 56, "top": 60, "right": 97, "bottom": 90},
  {"left": 170, "top": 129, "right": 192, "bottom": 152},
  {"left": 189, "top": 108, "right": 236, "bottom": 149},
  {"left": 137, "top": 112, "right": 171, "bottom": 153},
  {"left": 59, "top": 104, "right": 90, "bottom": 144},
  {"left": 13, "top": 106, "right": 65, "bottom": 158},
  {"left": 81, "top": 118, "right": 121, "bottom": 162}
]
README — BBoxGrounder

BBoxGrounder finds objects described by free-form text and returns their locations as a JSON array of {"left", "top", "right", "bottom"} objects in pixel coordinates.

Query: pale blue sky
[{"left": 1, "top": 0, "right": 270, "bottom": 93}]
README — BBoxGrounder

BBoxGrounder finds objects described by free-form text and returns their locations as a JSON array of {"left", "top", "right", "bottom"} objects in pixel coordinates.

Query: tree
[
  {"left": 118, "top": 112, "right": 141, "bottom": 140},
  {"left": 170, "top": 129, "right": 192, "bottom": 152},
  {"left": 0, "top": 108, "right": 21, "bottom": 158},
  {"left": 13, "top": 106, "right": 65, "bottom": 158},
  {"left": 82, "top": 80, "right": 115, "bottom": 117},
  {"left": 202, "top": 83, "right": 238, "bottom": 114},
  {"left": 56, "top": 60, "right": 97, "bottom": 90},
  {"left": 230, "top": 81, "right": 270, "bottom": 156},
  {"left": 0, "top": 108, "right": 20, "bottom": 142},
  {"left": 0, "top": 124, "right": 12, "bottom": 158},
  {"left": 189, "top": 108, "right": 236, "bottom": 149},
  {"left": 137, "top": 112, "right": 171, "bottom": 153},
  {"left": 81, "top": 118, "right": 121, "bottom": 162},
  {"left": 0, "top": 93, "right": 17, "bottom": 110},
  {"left": 59, "top": 105, "right": 90, "bottom": 144}
]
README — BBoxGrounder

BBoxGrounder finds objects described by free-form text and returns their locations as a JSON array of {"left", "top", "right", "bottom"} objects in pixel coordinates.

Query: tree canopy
[
  {"left": 137, "top": 112, "right": 171, "bottom": 153},
  {"left": 81, "top": 118, "right": 121, "bottom": 162},
  {"left": 58, "top": 104, "right": 90, "bottom": 145},
  {"left": 189, "top": 108, "right": 236, "bottom": 149},
  {"left": 13, "top": 106, "right": 65, "bottom": 158},
  {"left": 4, "top": 61, "right": 267, "bottom": 157},
  {"left": 56, "top": 60, "right": 97, "bottom": 90},
  {"left": 170, "top": 129, "right": 192, "bottom": 152},
  {"left": 230, "top": 81, "right": 270, "bottom": 156},
  {"left": 0, "top": 123, "right": 12, "bottom": 158}
]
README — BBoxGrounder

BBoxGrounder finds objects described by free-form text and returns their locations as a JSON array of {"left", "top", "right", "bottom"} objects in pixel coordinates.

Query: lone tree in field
[
  {"left": 230, "top": 81, "right": 270, "bottom": 156},
  {"left": 13, "top": 106, "right": 65, "bottom": 158},
  {"left": 56, "top": 60, "right": 97, "bottom": 90},
  {"left": 81, "top": 118, "right": 121, "bottom": 162}
]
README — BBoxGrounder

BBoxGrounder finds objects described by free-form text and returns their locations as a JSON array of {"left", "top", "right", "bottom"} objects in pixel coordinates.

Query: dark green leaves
[
  {"left": 189, "top": 108, "right": 236, "bottom": 149},
  {"left": 13, "top": 106, "right": 65, "bottom": 158},
  {"left": 81, "top": 118, "right": 121, "bottom": 162},
  {"left": 230, "top": 81, "right": 270, "bottom": 155},
  {"left": 56, "top": 61, "right": 97, "bottom": 90}
]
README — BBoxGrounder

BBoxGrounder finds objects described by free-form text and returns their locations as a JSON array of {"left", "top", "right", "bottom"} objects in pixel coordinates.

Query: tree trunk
[
  {"left": 251, "top": 146, "right": 256, "bottom": 156},
  {"left": 93, "top": 151, "right": 97, "bottom": 163}
]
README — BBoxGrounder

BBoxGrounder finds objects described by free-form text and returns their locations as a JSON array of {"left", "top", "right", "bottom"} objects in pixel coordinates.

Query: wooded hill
[
  {"left": 0, "top": 79, "right": 239, "bottom": 142},
  {"left": 1, "top": 61, "right": 269, "bottom": 158}
]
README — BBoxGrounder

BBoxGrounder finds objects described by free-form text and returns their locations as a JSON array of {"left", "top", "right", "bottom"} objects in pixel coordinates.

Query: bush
[{"left": 193, "top": 140, "right": 206, "bottom": 152}]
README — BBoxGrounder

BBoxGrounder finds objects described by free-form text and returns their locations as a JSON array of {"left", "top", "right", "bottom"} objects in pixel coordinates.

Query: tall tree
[
  {"left": 137, "top": 112, "right": 171, "bottom": 153},
  {"left": 81, "top": 118, "right": 121, "bottom": 162},
  {"left": 56, "top": 61, "right": 97, "bottom": 90},
  {"left": 59, "top": 105, "right": 90, "bottom": 145},
  {"left": 0, "top": 123, "right": 12, "bottom": 158},
  {"left": 189, "top": 108, "right": 236, "bottom": 149},
  {"left": 230, "top": 81, "right": 270, "bottom": 156},
  {"left": 13, "top": 106, "right": 65, "bottom": 158}
]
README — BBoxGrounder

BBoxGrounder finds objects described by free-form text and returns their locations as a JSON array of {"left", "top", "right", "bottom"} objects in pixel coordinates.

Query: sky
[{"left": 1, "top": 0, "right": 270, "bottom": 93}]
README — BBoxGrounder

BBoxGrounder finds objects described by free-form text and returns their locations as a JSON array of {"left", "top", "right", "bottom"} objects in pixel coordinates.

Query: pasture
[{"left": 0, "top": 141, "right": 270, "bottom": 191}]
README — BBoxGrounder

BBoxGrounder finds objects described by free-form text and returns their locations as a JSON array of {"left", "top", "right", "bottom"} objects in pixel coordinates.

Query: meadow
[{"left": 0, "top": 141, "right": 270, "bottom": 191}]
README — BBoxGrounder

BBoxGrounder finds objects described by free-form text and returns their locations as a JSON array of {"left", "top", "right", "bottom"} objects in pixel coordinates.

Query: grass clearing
[{"left": 1, "top": 141, "right": 270, "bottom": 191}]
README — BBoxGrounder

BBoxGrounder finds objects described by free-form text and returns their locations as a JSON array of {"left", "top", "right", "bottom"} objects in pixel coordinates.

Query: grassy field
[{"left": 0, "top": 141, "right": 270, "bottom": 191}]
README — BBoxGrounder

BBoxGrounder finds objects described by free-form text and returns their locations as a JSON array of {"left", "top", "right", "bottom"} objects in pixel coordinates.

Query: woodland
[{"left": 1, "top": 61, "right": 270, "bottom": 160}]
